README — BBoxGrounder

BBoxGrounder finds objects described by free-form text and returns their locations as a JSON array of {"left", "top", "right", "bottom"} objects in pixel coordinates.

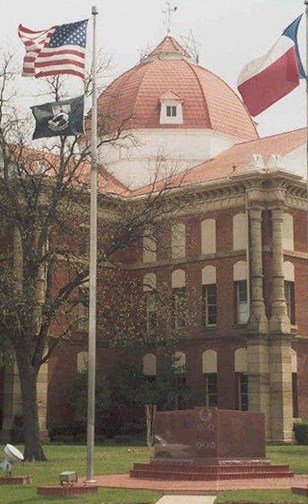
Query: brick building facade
[{"left": 0, "top": 35, "right": 307, "bottom": 442}]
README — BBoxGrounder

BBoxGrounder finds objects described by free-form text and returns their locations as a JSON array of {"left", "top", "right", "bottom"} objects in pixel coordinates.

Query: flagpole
[
  {"left": 86, "top": 4, "right": 98, "bottom": 484},
  {"left": 305, "top": 1, "right": 308, "bottom": 288}
]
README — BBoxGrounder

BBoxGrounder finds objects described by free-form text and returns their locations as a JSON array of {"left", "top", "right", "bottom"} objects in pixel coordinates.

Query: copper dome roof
[{"left": 96, "top": 36, "right": 259, "bottom": 142}]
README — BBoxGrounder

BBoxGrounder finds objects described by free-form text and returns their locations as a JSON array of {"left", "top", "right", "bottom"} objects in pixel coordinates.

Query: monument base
[
  {"left": 130, "top": 461, "right": 294, "bottom": 481},
  {"left": 130, "top": 407, "right": 294, "bottom": 481}
]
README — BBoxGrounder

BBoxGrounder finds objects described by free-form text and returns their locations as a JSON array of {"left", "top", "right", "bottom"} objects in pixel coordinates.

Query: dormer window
[
  {"left": 166, "top": 105, "right": 177, "bottom": 117},
  {"left": 159, "top": 90, "right": 183, "bottom": 124}
]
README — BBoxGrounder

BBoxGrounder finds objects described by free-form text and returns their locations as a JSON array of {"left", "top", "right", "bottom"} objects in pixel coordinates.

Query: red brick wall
[{"left": 45, "top": 202, "right": 308, "bottom": 429}]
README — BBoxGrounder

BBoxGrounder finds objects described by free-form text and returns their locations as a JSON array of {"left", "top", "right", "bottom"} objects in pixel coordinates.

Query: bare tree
[{"left": 0, "top": 51, "right": 193, "bottom": 460}]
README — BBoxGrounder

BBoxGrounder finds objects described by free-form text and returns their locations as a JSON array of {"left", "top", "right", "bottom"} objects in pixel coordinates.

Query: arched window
[
  {"left": 282, "top": 213, "right": 294, "bottom": 251},
  {"left": 202, "top": 266, "right": 217, "bottom": 327},
  {"left": 172, "top": 270, "right": 186, "bottom": 328},
  {"left": 77, "top": 351, "right": 88, "bottom": 372},
  {"left": 201, "top": 219, "right": 216, "bottom": 255},
  {"left": 143, "top": 273, "right": 157, "bottom": 329},
  {"left": 283, "top": 262, "right": 295, "bottom": 325},
  {"left": 78, "top": 282, "right": 89, "bottom": 330},
  {"left": 291, "top": 348, "right": 298, "bottom": 418},
  {"left": 143, "top": 353, "right": 157, "bottom": 379},
  {"left": 202, "top": 350, "right": 218, "bottom": 407},
  {"left": 234, "top": 347, "right": 248, "bottom": 411},
  {"left": 233, "top": 213, "right": 248, "bottom": 251},
  {"left": 143, "top": 232, "right": 157, "bottom": 263},
  {"left": 173, "top": 351, "right": 186, "bottom": 369},
  {"left": 233, "top": 261, "right": 249, "bottom": 325},
  {"left": 171, "top": 223, "right": 186, "bottom": 259}
]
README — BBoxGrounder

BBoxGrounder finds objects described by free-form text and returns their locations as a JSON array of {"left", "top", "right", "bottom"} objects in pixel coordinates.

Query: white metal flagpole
[
  {"left": 86, "top": 4, "right": 98, "bottom": 484},
  {"left": 305, "top": 1, "right": 308, "bottom": 286}
]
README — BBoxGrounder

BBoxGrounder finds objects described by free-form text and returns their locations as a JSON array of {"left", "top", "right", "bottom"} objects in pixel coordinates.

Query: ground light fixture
[
  {"left": 0, "top": 444, "right": 24, "bottom": 475},
  {"left": 59, "top": 471, "right": 78, "bottom": 486}
]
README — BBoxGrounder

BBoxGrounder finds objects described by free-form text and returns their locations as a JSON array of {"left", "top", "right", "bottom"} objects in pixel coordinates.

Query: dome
[{"left": 96, "top": 36, "right": 259, "bottom": 142}]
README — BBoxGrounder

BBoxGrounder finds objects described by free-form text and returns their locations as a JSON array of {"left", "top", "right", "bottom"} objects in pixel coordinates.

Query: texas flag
[{"left": 237, "top": 15, "right": 305, "bottom": 117}]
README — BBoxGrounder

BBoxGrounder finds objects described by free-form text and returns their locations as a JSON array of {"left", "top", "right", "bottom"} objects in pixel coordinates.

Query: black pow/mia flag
[{"left": 31, "top": 95, "right": 85, "bottom": 139}]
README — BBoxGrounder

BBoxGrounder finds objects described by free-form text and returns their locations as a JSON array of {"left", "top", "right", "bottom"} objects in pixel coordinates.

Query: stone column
[
  {"left": 268, "top": 206, "right": 293, "bottom": 441},
  {"left": 1, "top": 227, "right": 49, "bottom": 441},
  {"left": 1, "top": 361, "right": 49, "bottom": 441},
  {"left": 246, "top": 206, "right": 271, "bottom": 438},
  {"left": 0, "top": 228, "right": 23, "bottom": 441},
  {"left": 269, "top": 337, "right": 293, "bottom": 442},
  {"left": 269, "top": 208, "right": 290, "bottom": 333},
  {"left": 0, "top": 362, "right": 22, "bottom": 441},
  {"left": 248, "top": 207, "right": 268, "bottom": 333},
  {"left": 247, "top": 339, "right": 271, "bottom": 439}
]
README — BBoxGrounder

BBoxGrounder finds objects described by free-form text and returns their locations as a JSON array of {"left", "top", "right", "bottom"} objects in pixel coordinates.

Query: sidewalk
[
  {"left": 94, "top": 473, "right": 308, "bottom": 493},
  {"left": 155, "top": 496, "right": 216, "bottom": 504}
]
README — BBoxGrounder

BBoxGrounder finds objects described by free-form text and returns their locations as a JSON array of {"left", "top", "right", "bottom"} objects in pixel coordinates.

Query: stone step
[
  {"left": 132, "top": 463, "right": 291, "bottom": 474},
  {"left": 130, "top": 469, "right": 294, "bottom": 481},
  {"left": 130, "top": 466, "right": 294, "bottom": 481}
]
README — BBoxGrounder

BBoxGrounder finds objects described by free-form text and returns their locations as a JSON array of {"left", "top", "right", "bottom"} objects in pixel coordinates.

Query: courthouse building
[{"left": 1, "top": 36, "right": 307, "bottom": 442}]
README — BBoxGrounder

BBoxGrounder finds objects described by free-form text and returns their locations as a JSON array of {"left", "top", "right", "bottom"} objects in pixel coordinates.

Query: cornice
[
  {"left": 122, "top": 249, "right": 246, "bottom": 271},
  {"left": 97, "top": 169, "right": 307, "bottom": 217}
]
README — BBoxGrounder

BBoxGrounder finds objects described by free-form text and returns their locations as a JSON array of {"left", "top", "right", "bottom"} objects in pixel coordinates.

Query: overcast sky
[{"left": 0, "top": 0, "right": 306, "bottom": 138}]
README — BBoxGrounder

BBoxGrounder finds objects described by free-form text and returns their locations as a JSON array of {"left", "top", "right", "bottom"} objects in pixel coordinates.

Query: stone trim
[{"left": 124, "top": 249, "right": 247, "bottom": 271}]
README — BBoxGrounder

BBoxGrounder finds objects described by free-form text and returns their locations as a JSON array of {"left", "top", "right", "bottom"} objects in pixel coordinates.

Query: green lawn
[
  {"left": 216, "top": 445, "right": 308, "bottom": 504},
  {"left": 0, "top": 443, "right": 162, "bottom": 504},
  {"left": 0, "top": 443, "right": 307, "bottom": 504},
  {"left": 216, "top": 489, "right": 308, "bottom": 503}
]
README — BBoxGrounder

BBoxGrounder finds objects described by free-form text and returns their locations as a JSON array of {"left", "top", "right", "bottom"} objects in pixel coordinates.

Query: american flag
[{"left": 18, "top": 19, "right": 88, "bottom": 79}]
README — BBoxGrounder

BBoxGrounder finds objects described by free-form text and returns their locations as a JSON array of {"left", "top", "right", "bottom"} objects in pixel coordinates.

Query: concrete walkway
[
  {"left": 155, "top": 496, "right": 216, "bottom": 504},
  {"left": 94, "top": 473, "right": 308, "bottom": 492}
]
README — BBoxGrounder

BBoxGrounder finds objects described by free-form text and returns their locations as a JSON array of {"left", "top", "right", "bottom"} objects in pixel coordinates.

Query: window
[
  {"left": 143, "top": 234, "right": 157, "bottom": 263},
  {"left": 78, "top": 287, "right": 89, "bottom": 330},
  {"left": 166, "top": 105, "right": 177, "bottom": 117},
  {"left": 284, "top": 281, "right": 295, "bottom": 325},
  {"left": 202, "top": 284, "right": 217, "bottom": 327},
  {"left": 233, "top": 213, "right": 248, "bottom": 251},
  {"left": 173, "top": 287, "right": 186, "bottom": 328},
  {"left": 201, "top": 219, "right": 216, "bottom": 255},
  {"left": 291, "top": 349, "right": 298, "bottom": 418},
  {"left": 205, "top": 373, "right": 218, "bottom": 407},
  {"left": 143, "top": 353, "right": 157, "bottom": 383},
  {"left": 146, "top": 292, "right": 156, "bottom": 330},
  {"left": 235, "top": 280, "right": 249, "bottom": 324},
  {"left": 292, "top": 373, "right": 298, "bottom": 418},
  {"left": 159, "top": 92, "right": 183, "bottom": 124},
  {"left": 282, "top": 213, "right": 294, "bottom": 251},
  {"left": 77, "top": 351, "right": 88, "bottom": 372},
  {"left": 78, "top": 226, "right": 89, "bottom": 258},
  {"left": 236, "top": 372, "right": 248, "bottom": 411},
  {"left": 171, "top": 223, "right": 186, "bottom": 259}
]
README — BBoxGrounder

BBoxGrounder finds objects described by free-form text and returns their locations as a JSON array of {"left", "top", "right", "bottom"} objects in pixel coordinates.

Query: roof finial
[{"left": 162, "top": 2, "right": 178, "bottom": 35}]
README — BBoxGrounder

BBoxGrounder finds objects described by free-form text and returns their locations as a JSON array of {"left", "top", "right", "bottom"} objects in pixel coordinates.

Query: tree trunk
[{"left": 16, "top": 358, "right": 46, "bottom": 461}]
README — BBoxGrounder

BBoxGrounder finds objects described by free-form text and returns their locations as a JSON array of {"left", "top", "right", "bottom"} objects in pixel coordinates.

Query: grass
[
  {"left": 0, "top": 442, "right": 162, "bottom": 504},
  {"left": 216, "top": 444, "right": 308, "bottom": 504},
  {"left": 216, "top": 489, "right": 308, "bottom": 503},
  {"left": 0, "top": 442, "right": 307, "bottom": 503},
  {"left": 267, "top": 444, "right": 308, "bottom": 474}
]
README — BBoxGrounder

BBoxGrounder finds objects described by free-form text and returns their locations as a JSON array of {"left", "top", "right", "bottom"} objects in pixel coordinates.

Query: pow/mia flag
[{"left": 31, "top": 95, "right": 84, "bottom": 139}]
